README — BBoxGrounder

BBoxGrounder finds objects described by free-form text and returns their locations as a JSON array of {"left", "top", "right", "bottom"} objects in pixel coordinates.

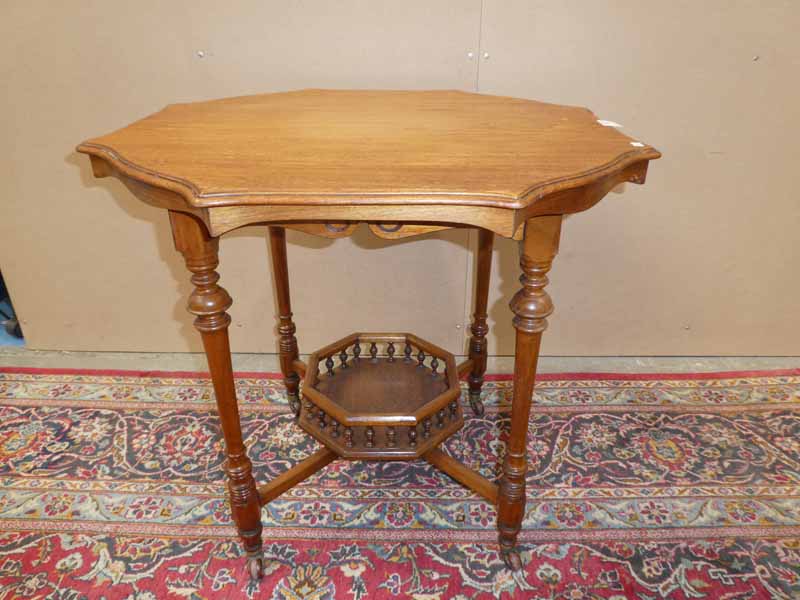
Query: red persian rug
[{"left": 1, "top": 366, "right": 799, "bottom": 599}]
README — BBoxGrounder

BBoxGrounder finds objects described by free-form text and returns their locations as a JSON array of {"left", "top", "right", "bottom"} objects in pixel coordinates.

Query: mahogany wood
[
  {"left": 312, "top": 333, "right": 361, "bottom": 360},
  {"left": 497, "top": 214, "right": 562, "bottom": 570},
  {"left": 268, "top": 227, "right": 301, "bottom": 417},
  {"left": 88, "top": 158, "right": 651, "bottom": 242},
  {"left": 308, "top": 417, "right": 463, "bottom": 461},
  {"left": 366, "top": 223, "right": 452, "bottom": 239},
  {"left": 77, "top": 90, "right": 658, "bottom": 210},
  {"left": 301, "top": 384, "right": 362, "bottom": 426},
  {"left": 281, "top": 222, "right": 358, "bottom": 239},
  {"left": 424, "top": 448, "right": 498, "bottom": 504},
  {"left": 169, "top": 210, "right": 264, "bottom": 576},
  {"left": 291, "top": 359, "right": 307, "bottom": 377},
  {"left": 301, "top": 332, "right": 462, "bottom": 459},
  {"left": 279, "top": 222, "right": 455, "bottom": 239},
  {"left": 318, "top": 360, "right": 447, "bottom": 414},
  {"left": 77, "top": 90, "right": 660, "bottom": 579},
  {"left": 257, "top": 448, "right": 336, "bottom": 505},
  {"left": 467, "top": 229, "right": 494, "bottom": 416},
  {"left": 303, "top": 383, "right": 461, "bottom": 428},
  {"left": 456, "top": 358, "right": 474, "bottom": 377}
]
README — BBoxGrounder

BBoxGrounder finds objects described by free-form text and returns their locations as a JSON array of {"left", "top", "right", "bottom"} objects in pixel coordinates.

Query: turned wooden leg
[
  {"left": 497, "top": 215, "right": 561, "bottom": 570},
  {"left": 268, "top": 226, "right": 301, "bottom": 419},
  {"left": 467, "top": 229, "right": 494, "bottom": 416},
  {"left": 170, "top": 211, "right": 264, "bottom": 580}
]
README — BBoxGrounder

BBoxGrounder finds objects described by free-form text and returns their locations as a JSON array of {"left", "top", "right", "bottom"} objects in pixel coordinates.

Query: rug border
[{"left": 0, "top": 365, "right": 798, "bottom": 380}]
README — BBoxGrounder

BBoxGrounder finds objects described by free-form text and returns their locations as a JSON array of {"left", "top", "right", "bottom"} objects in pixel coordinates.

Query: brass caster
[
  {"left": 288, "top": 393, "right": 301, "bottom": 420},
  {"left": 247, "top": 555, "right": 264, "bottom": 581},
  {"left": 468, "top": 391, "right": 485, "bottom": 416},
  {"left": 501, "top": 548, "right": 522, "bottom": 571}
]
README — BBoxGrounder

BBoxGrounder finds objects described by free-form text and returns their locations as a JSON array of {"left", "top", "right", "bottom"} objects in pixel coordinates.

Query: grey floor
[{"left": 0, "top": 346, "right": 796, "bottom": 374}]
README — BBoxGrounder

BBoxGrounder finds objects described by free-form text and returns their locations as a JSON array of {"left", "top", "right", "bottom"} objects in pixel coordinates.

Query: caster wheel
[
  {"left": 501, "top": 549, "right": 522, "bottom": 571},
  {"left": 288, "top": 393, "right": 301, "bottom": 420},
  {"left": 247, "top": 556, "right": 264, "bottom": 581},
  {"left": 468, "top": 391, "right": 485, "bottom": 416}
]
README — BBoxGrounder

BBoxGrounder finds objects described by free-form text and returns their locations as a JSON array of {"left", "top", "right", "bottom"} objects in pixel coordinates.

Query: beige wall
[{"left": 1, "top": 1, "right": 798, "bottom": 357}]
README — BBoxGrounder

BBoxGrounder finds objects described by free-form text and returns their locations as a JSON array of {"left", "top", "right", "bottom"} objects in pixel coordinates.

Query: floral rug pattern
[{"left": 0, "top": 367, "right": 799, "bottom": 598}]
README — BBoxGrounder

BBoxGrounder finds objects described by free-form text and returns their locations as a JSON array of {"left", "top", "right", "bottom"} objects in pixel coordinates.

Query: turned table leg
[
  {"left": 497, "top": 215, "right": 561, "bottom": 570},
  {"left": 170, "top": 211, "right": 264, "bottom": 580},
  {"left": 467, "top": 229, "right": 494, "bottom": 416},
  {"left": 268, "top": 226, "right": 301, "bottom": 418}
]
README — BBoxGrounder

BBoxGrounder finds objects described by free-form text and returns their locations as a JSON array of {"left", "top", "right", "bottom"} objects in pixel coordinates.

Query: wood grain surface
[{"left": 77, "top": 89, "right": 659, "bottom": 210}]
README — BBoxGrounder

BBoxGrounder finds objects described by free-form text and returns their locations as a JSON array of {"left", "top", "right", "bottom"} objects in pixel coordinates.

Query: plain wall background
[{"left": 1, "top": 1, "right": 798, "bottom": 357}]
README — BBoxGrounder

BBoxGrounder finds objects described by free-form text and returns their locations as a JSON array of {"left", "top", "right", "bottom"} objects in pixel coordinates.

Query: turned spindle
[
  {"left": 467, "top": 229, "right": 494, "bottom": 417},
  {"left": 331, "top": 420, "right": 340, "bottom": 438},
  {"left": 404, "top": 342, "right": 412, "bottom": 362},
  {"left": 345, "top": 427, "right": 354, "bottom": 448},
  {"left": 365, "top": 426, "right": 375, "bottom": 448},
  {"left": 370, "top": 342, "right": 378, "bottom": 361},
  {"left": 318, "top": 409, "right": 327, "bottom": 430},
  {"left": 449, "top": 400, "right": 458, "bottom": 418},
  {"left": 305, "top": 400, "right": 316, "bottom": 420},
  {"left": 387, "top": 426, "right": 397, "bottom": 447},
  {"left": 423, "top": 418, "right": 432, "bottom": 439},
  {"left": 417, "top": 350, "right": 425, "bottom": 367},
  {"left": 170, "top": 211, "right": 262, "bottom": 576},
  {"left": 269, "top": 226, "right": 301, "bottom": 421},
  {"left": 325, "top": 356, "right": 334, "bottom": 376},
  {"left": 353, "top": 343, "right": 361, "bottom": 361},
  {"left": 437, "top": 408, "right": 445, "bottom": 428},
  {"left": 498, "top": 215, "right": 562, "bottom": 571},
  {"left": 387, "top": 342, "right": 395, "bottom": 362},
  {"left": 408, "top": 426, "right": 417, "bottom": 447},
  {"left": 430, "top": 356, "right": 439, "bottom": 375},
  {"left": 339, "top": 348, "right": 348, "bottom": 369}
]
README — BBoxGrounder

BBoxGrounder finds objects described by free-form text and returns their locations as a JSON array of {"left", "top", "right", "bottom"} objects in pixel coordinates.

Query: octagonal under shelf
[{"left": 300, "top": 333, "right": 463, "bottom": 459}]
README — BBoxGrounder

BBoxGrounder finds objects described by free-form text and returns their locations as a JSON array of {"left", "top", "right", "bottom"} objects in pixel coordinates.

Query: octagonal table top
[{"left": 77, "top": 89, "right": 659, "bottom": 211}]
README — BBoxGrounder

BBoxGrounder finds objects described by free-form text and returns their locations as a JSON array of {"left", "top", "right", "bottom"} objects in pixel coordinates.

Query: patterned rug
[{"left": 1, "top": 366, "right": 799, "bottom": 599}]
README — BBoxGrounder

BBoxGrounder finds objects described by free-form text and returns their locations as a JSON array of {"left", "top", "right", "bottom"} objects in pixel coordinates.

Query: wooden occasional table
[{"left": 77, "top": 90, "right": 660, "bottom": 581}]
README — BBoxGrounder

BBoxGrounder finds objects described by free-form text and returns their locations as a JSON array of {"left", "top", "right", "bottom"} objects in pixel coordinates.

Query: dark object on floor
[{"left": 0, "top": 271, "right": 23, "bottom": 339}]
